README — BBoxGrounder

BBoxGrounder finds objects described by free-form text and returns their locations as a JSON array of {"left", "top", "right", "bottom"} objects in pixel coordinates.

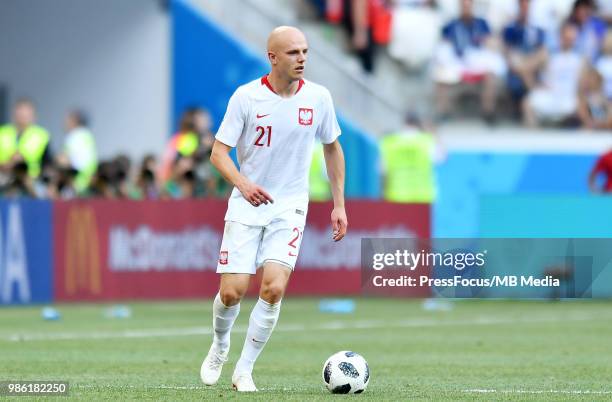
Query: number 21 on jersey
[{"left": 255, "top": 126, "right": 272, "bottom": 147}]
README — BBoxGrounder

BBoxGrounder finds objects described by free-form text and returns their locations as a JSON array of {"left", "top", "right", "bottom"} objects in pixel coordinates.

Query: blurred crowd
[
  {"left": 0, "top": 99, "right": 229, "bottom": 199},
  {"left": 309, "top": 0, "right": 612, "bottom": 128},
  {"left": 4, "top": 0, "right": 612, "bottom": 201},
  {"left": 1, "top": 96, "right": 609, "bottom": 204}
]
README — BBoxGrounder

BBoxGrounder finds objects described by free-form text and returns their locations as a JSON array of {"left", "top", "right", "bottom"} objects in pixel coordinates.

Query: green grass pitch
[{"left": 1, "top": 298, "right": 611, "bottom": 401}]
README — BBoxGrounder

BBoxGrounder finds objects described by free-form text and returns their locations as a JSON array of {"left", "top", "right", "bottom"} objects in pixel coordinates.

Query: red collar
[{"left": 261, "top": 75, "right": 304, "bottom": 95}]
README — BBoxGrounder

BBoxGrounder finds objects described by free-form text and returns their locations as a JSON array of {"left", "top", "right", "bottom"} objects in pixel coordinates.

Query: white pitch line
[
  {"left": 5, "top": 326, "right": 217, "bottom": 342},
  {"left": 74, "top": 384, "right": 612, "bottom": 394},
  {"left": 5, "top": 313, "right": 608, "bottom": 342},
  {"left": 463, "top": 389, "right": 612, "bottom": 395},
  {"left": 75, "top": 384, "right": 207, "bottom": 390},
  {"left": 74, "top": 384, "right": 326, "bottom": 392}
]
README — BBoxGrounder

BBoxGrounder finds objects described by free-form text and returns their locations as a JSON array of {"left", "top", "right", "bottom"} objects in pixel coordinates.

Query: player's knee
[
  {"left": 260, "top": 282, "right": 285, "bottom": 303},
  {"left": 219, "top": 288, "right": 244, "bottom": 306}
]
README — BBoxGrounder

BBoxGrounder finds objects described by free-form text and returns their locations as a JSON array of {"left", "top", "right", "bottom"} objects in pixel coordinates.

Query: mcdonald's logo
[{"left": 65, "top": 206, "right": 101, "bottom": 295}]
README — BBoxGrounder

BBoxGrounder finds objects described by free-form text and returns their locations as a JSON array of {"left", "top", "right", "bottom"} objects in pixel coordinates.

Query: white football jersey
[{"left": 216, "top": 76, "right": 341, "bottom": 226}]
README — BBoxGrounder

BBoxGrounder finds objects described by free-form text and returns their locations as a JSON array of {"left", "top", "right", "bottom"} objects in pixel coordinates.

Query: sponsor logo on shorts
[
  {"left": 298, "top": 108, "right": 313, "bottom": 125},
  {"left": 295, "top": 209, "right": 304, "bottom": 216},
  {"left": 219, "top": 250, "right": 228, "bottom": 265}
]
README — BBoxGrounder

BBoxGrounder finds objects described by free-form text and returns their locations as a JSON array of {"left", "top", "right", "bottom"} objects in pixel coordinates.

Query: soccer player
[{"left": 200, "top": 26, "right": 347, "bottom": 392}]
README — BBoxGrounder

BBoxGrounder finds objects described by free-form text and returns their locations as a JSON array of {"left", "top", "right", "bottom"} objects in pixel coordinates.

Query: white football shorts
[{"left": 216, "top": 211, "right": 306, "bottom": 274}]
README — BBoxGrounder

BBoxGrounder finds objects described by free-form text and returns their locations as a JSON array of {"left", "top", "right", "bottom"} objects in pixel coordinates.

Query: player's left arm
[{"left": 323, "top": 139, "right": 347, "bottom": 242}]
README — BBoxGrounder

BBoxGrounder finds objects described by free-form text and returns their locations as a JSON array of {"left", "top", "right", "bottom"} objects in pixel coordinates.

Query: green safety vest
[
  {"left": 64, "top": 128, "right": 98, "bottom": 192},
  {"left": 0, "top": 124, "right": 50, "bottom": 177},
  {"left": 176, "top": 132, "right": 199, "bottom": 156},
  {"left": 380, "top": 132, "right": 435, "bottom": 203},
  {"left": 309, "top": 142, "right": 331, "bottom": 201}
]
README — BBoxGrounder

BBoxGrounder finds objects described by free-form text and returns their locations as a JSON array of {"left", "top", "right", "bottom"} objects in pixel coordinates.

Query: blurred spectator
[
  {"left": 58, "top": 109, "right": 98, "bottom": 193},
  {"left": 380, "top": 113, "right": 443, "bottom": 203},
  {"left": 577, "top": 66, "right": 612, "bottom": 128},
  {"left": 431, "top": 0, "right": 514, "bottom": 33},
  {"left": 523, "top": 0, "right": 574, "bottom": 51},
  {"left": 135, "top": 154, "right": 160, "bottom": 199},
  {"left": 595, "top": 31, "right": 612, "bottom": 100},
  {"left": 83, "top": 155, "right": 134, "bottom": 199},
  {"left": 54, "top": 166, "right": 79, "bottom": 199},
  {"left": 433, "top": 0, "right": 505, "bottom": 123},
  {"left": 159, "top": 107, "right": 213, "bottom": 181},
  {"left": 1, "top": 162, "right": 37, "bottom": 198},
  {"left": 34, "top": 164, "right": 78, "bottom": 200},
  {"left": 159, "top": 107, "right": 222, "bottom": 197},
  {"left": 343, "top": 0, "right": 376, "bottom": 73},
  {"left": 112, "top": 154, "right": 132, "bottom": 198},
  {"left": 163, "top": 156, "right": 205, "bottom": 198},
  {"left": 34, "top": 164, "right": 59, "bottom": 198},
  {"left": 502, "top": 0, "right": 547, "bottom": 114},
  {"left": 389, "top": 0, "right": 441, "bottom": 68},
  {"left": 327, "top": 0, "right": 392, "bottom": 73},
  {"left": 190, "top": 108, "right": 223, "bottom": 196},
  {"left": 87, "top": 161, "right": 118, "bottom": 198},
  {"left": 569, "top": 0, "right": 607, "bottom": 62},
  {"left": 522, "top": 22, "right": 586, "bottom": 127},
  {"left": 439, "top": 0, "right": 490, "bottom": 58},
  {"left": 0, "top": 99, "right": 52, "bottom": 181},
  {"left": 589, "top": 148, "right": 612, "bottom": 192}
]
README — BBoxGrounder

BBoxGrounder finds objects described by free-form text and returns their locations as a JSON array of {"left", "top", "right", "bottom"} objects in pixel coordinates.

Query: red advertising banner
[{"left": 54, "top": 200, "right": 430, "bottom": 301}]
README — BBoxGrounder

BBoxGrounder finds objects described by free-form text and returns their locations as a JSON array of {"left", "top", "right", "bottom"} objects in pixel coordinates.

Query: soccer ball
[{"left": 322, "top": 351, "right": 369, "bottom": 394}]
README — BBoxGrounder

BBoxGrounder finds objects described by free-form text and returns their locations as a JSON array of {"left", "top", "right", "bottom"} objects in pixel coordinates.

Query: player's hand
[
  {"left": 331, "top": 206, "right": 347, "bottom": 242},
  {"left": 237, "top": 179, "right": 274, "bottom": 207}
]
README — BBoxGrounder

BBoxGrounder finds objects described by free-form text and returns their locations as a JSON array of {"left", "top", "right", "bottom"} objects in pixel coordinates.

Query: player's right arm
[
  {"left": 210, "top": 140, "right": 273, "bottom": 206},
  {"left": 212, "top": 87, "right": 273, "bottom": 207}
]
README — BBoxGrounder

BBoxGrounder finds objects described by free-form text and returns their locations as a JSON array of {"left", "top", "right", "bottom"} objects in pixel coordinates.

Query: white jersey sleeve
[
  {"left": 215, "top": 87, "right": 248, "bottom": 147},
  {"left": 316, "top": 88, "right": 341, "bottom": 144}
]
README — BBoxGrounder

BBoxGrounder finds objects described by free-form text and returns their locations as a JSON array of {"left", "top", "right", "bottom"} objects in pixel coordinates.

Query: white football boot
[
  {"left": 231, "top": 371, "right": 258, "bottom": 392},
  {"left": 200, "top": 345, "right": 228, "bottom": 386}
]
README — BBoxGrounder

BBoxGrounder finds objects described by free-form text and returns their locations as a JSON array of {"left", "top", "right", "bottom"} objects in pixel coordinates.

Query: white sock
[
  {"left": 234, "top": 298, "right": 281, "bottom": 375},
  {"left": 212, "top": 293, "right": 240, "bottom": 353}
]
